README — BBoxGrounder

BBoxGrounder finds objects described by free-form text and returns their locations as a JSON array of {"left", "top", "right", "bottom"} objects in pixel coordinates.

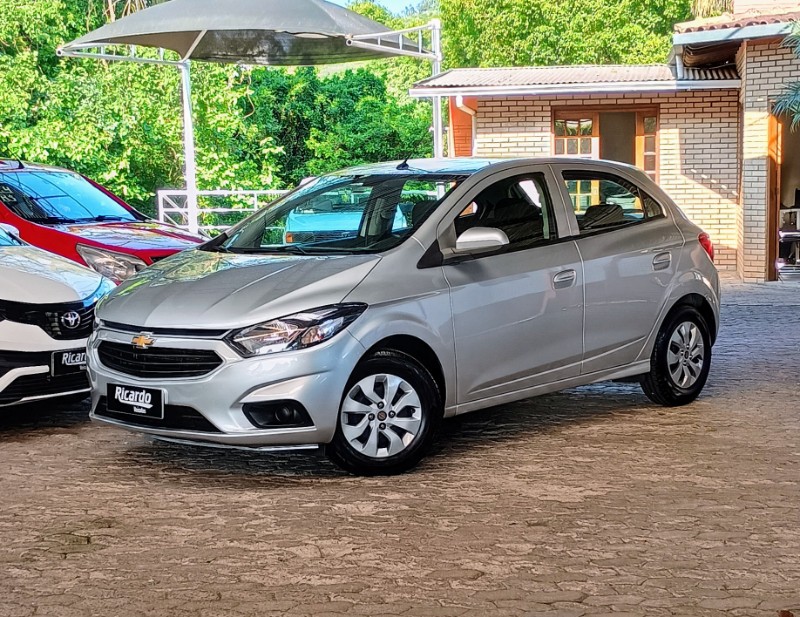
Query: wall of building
[
  {"left": 448, "top": 96, "right": 477, "bottom": 158},
  {"left": 473, "top": 90, "right": 741, "bottom": 270},
  {"left": 740, "top": 38, "right": 800, "bottom": 280}
]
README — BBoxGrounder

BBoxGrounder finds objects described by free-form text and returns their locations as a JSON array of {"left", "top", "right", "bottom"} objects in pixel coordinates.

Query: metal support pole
[
  {"left": 431, "top": 19, "right": 444, "bottom": 159},
  {"left": 179, "top": 60, "right": 200, "bottom": 234}
]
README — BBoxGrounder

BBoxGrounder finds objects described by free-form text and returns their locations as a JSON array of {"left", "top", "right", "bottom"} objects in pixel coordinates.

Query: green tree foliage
[
  {"left": 0, "top": 0, "right": 432, "bottom": 216},
  {"left": 438, "top": 0, "right": 693, "bottom": 67},
  {"left": 244, "top": 67, "right": 431, "bottom": 184},
  {"left": 306, "top": 69, "right": 432, "bottom": 175}
]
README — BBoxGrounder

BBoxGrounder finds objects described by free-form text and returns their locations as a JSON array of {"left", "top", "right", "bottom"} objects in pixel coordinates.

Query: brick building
[{"left": 411, "top": 1, "right": 800, "bottom": 281}]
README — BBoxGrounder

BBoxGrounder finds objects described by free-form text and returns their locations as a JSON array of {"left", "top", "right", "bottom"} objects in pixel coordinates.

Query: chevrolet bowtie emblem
[{"left": 131, "top": 334, "right": 155, "bottom": 350}]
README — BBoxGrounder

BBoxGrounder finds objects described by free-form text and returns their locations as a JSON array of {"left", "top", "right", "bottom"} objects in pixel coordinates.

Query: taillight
[{"left": 698, "top": 232, "right": 714, "bottom": 262}]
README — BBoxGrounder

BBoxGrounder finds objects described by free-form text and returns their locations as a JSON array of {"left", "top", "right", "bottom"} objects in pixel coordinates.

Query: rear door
[
  {"left": 437, "top": 165, "right": 584, "bottom": 405},
  {"left": 553, "top": 164, "right": 682, "bottom": 373}
]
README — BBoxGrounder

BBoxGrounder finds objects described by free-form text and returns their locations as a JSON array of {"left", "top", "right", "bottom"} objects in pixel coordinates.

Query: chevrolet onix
[
  {"left": 0, "top": 225, "right": 114, "bottom": 407},
  {"left": 88, "top": 159, "right": 719, "bottom": 475}
]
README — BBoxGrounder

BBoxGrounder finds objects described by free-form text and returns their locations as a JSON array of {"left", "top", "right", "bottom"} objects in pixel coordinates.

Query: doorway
[{"left": 770, "top": 111, "right": 800, "bottom": 280}]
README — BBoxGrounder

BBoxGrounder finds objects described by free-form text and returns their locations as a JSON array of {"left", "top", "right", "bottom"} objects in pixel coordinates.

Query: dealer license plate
[
  {"left": 51, "top": 350, "right": 86, "bottom": 377},
  {"left": 106, "top": 384, "right": 165, "bottom": 419}
]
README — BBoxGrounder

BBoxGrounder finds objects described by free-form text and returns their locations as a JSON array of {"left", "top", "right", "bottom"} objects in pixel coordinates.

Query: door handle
[
  {"left": 553, "top": 269, "right": 577, "bottom": 289},
  {"left": 652, "top": 252, "right": 672, "bottom": 270}
]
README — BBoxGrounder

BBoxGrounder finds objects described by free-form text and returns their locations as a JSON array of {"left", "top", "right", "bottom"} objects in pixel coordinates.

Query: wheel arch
[
  {"left": 663, "top": 293, "right": 718, "bottom": 345},
  {"left": 362, "top": 335, "right": 446, "bottom": 405}
]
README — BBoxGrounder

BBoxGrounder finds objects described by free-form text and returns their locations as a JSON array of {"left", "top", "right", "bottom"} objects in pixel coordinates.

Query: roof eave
[
  {"left": 673, "top": 21, "right": 792, "bottom": 46},
  {"left": 409, "top": 79, "right": 742, "bottom": 98}
]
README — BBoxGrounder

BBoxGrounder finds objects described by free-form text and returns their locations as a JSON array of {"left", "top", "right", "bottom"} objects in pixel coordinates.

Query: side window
[
  {"left": 454, "top": 173, "right": 557, "bottom": 251},
  {"left": 562, "top": 171, "right": 664, "bottom": 234}
]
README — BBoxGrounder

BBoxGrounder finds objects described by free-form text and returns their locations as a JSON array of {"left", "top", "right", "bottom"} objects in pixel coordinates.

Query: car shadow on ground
[
  {"left": 109, "top": 383, "right": 657, "bottom": 486},
  {"left": 0, "top": 397, "right": 91, "bottom": 438}
]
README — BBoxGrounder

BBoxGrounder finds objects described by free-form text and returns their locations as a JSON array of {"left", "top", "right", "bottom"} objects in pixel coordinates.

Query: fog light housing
[{"left": 242, "top": 401, "right": 313, "bottom": 429}]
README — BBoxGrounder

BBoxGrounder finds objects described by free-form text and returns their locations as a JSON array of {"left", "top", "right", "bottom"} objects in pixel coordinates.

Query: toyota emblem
[{"left": 60, "top": 311, "right": 81, "bottom": 330}]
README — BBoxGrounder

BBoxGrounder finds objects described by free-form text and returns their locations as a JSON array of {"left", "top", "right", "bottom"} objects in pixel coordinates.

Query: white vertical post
[
  {"left": 179, "top": 60, "right": 200, "bottom": 234},
  {"left": 431, "top": 19, "right": 444, "bottom": 159}
]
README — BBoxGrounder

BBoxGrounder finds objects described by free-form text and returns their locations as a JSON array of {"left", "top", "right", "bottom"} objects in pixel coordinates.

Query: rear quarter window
[{"left": 562, "top": 170, "right": 664, "bottom": 235}]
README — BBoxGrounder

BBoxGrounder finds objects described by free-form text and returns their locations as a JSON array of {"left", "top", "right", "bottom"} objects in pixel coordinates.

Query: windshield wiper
[
  {"left": 28, "top": 216, "right": 78, "bottom": 224},
  {"left": 87, "top": 215, "right": 131, "bottom": 222},
  {"left": 225, "top": 245, "right": 310, "bottom": 255}
]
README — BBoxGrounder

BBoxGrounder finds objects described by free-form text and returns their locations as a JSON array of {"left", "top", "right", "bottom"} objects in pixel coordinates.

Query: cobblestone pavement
[{"left": 1, "top": 282, "right": 799, "bottom": 617}]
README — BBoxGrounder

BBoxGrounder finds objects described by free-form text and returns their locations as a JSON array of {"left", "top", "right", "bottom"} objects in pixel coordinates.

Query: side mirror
[
  {"left": 453, "top": 227, "right": 509, "bottom": 254},
  {"left": 0, "top": 223, "right": 21, "bottom": 239}
]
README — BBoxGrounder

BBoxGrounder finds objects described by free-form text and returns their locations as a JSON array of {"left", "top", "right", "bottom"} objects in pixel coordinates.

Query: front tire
[
  {"left": 640, "top": 305, "right": 712, "bottom": 406},
  {"left": 327, "top": 350, "right": 442, "bottom": 476}
]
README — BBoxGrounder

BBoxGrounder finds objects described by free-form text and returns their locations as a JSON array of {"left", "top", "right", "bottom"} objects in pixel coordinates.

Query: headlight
[
  {"left": 227, "top": 304, "right": 367, "bottom": 357},
  {"left": 76, "top": 244, "right": 147, "bottom": 283}
]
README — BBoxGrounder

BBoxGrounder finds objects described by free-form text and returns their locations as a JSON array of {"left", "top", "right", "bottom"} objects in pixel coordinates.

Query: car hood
[
  {"left": 0, "top": 246, "right": 106, "bottom": 304},
  {"left": 59, "top": 221, "right": 202, "bottom": 253},
  {"left": 99, "top": 249, "right": 381, "bottom": 329}
]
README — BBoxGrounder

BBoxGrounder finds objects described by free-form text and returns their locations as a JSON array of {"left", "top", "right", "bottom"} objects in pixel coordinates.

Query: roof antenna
[{"left": 396, "top": 157, "right": 411, "bottom": 171}]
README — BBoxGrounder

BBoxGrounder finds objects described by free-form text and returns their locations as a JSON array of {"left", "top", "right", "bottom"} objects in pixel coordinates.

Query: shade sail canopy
[{"left": 61, "top": 0, "right": 411, "bottom": 65}]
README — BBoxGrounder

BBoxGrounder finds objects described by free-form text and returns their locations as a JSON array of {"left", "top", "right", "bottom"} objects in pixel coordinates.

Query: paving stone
[{"left": 0, "top": 281, "right": 798, "bottom": 616}]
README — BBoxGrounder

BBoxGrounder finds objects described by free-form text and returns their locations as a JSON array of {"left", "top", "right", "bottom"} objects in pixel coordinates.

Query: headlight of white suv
[
  {"left": 76, "top": 244, "right": 148, "bottom": 283},
  {"left": 226, "top": 304, "right": 367, "bottom": 357}
]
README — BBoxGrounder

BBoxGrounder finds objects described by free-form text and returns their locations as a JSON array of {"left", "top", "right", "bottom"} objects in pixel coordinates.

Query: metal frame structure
[
  {"left": 57, "top": 21, "right": 444, "bottom": 235},
  {"left": 157, "top": 188, "right": 287, "bottom": 234}
]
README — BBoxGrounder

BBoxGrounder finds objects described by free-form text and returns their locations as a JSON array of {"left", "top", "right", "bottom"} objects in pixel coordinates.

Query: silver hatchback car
[{"left": 88, "top": 158, "right": 719, "bottom": 475}]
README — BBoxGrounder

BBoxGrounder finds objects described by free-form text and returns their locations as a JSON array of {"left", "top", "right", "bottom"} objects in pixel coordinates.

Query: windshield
[
  {"left": 215, "top": 173, "right": 465, "bottom": 255},
  {"left": 0, "top": 171, "right": 139, "bottom": 224}
]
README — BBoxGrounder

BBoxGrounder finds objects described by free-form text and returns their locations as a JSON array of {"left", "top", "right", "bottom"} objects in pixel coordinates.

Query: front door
[{"left": 440, "top": 168, "right": 584, "bottom": 405}]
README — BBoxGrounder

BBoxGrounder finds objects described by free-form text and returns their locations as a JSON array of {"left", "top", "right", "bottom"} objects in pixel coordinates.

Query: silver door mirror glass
[{"left": 454, "top": 227, "right": 509, "bottom": 254}]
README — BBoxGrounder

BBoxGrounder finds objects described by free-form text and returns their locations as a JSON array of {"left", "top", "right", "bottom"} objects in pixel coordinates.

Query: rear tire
[
  {"left": 640, "top": 305, "right": 711, "bottom": 406},
  {"left": 327, "top": 350, "right": 442, "bottom": 476}
]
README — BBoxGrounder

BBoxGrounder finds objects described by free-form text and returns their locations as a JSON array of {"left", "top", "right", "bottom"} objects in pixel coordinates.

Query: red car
[{"left": 0, "top": 159, "right": 203, "bottom": 282}]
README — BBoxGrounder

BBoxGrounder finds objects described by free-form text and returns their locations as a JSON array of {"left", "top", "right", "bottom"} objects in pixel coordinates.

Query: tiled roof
[
  {"left": 675, "top": 10, "right": 800, "bottom": 33},
  {"left": 413, "top": 65, "right": 738, "bottom": 90}
]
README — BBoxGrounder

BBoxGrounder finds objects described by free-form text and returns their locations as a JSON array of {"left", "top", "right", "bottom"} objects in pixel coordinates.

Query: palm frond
[
  {"left": 773, "top": 84, "right": 800, "bottom": 130},
  {"left": 691, "top": 0, "right": 732, "bottom": 18}
]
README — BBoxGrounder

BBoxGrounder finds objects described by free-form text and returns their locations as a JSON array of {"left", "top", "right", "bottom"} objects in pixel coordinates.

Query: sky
[{"left": 328, "top": 0, "right": 413, "bottom": 15}]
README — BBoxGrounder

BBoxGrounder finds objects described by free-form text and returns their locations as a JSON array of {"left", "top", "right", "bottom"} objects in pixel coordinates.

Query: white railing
[{"left": 157, "top": 189, "right": 289, "bottom": 235}]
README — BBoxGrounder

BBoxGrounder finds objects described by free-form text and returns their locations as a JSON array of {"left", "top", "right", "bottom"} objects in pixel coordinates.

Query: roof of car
[
  {"left": 0, "top": 159, "right": 70, "bottom": 174},
  {"left": 332, "top": 157, "right": 649, "bottom": 177},
  {"left": 334, "top": 158, "right": 503, "bottom": 176}
]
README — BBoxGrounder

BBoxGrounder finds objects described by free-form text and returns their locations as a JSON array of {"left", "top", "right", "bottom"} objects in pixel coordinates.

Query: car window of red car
[{"left": 0, "top": 171, "right": 138, "bottom": 224}]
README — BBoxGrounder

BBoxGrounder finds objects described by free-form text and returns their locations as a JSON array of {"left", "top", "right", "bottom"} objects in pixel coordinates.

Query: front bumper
[
  {"left": 87, "top": 325, "right": 366, "bottom": 447},
  {"left": 0, "top": 347, "right": 90, "bottom": 407}
]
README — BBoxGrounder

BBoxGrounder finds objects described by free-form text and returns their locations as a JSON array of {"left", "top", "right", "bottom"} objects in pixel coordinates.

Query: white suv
[{"left": 0, "top": 225, "right": 114, "bottom": 407}]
